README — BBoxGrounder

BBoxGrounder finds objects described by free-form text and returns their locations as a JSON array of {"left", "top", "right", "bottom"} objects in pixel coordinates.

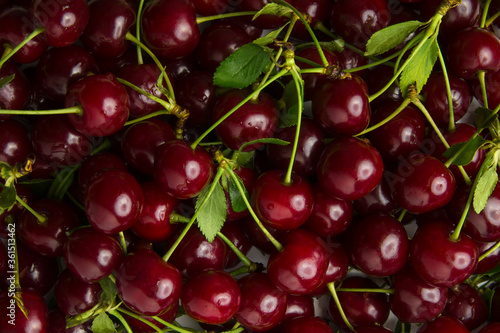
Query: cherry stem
[
  {"left": 481, "top": 0, "right": 492, "bottom": 28},
  {"left": 478, "top": 70, "right": 489, "bottom": 109},
  {"left": 190, "top": 68, "right": 290, "bottom": 150},
  {"left": 355, "top": 98, "right": 412, "bottom": 137},
  {"left": 195, "top": 11, "right": 257, "bottom": 24},
  {"left": 327, "top": 282, "right": 355, "bottom": 332},
  {"left": 162, "top": 167, "right": 226, "bottom": 262},
  {"left": 0, "top": 26, "right": 45, "bottom": 70},
  {"left": 0, "top": 105, "right": 83, "bottom": 116},
  {"left": 397, "top": 209, "right": 407, "bottom": 222},
  {"left": 109, "top": 309, "right": 133, "bottom": 333},
  {"left": 151, "top": 316, "right": 199, "bottom": 333},
  {"left": 115, "top": 307, "right": 164, "bottom": 333},
  {"left": 450, "top": 183, "right": 474, "bottom": 242},
  {"left": 118, "top": 231, "right": 128, "bottom": 255},
  {"left": 123, "top": 109, "right": 170, "bottom": 127},
  {"left": 224, "top": 164, "right": 283, "bottom": 252},
  {"left": 336, "top": 287, "right": 395, "bottom": 294},
  {"left": 393, "top": 30, "right": 425, "bottom": 76},
  {"left": 135, "top": 0, "right": 146, "bottom": 65},
  {"left": 116, "top": 77, "right": 174, "bottom": 112},
  {"left": 478, "top": 240, "right": 500, "bottom": 262},
  {"left": 15, "top": 195, "right": 47, "bottom": 224},
  {"left": 485, "top": 10, "right": 500, "bottom": 28},
  {"left": 436, "top": 42, "right": 456, "bottom": 132},
  {"left": 217, "top": 231, "right": 253, "bottom": 267}
]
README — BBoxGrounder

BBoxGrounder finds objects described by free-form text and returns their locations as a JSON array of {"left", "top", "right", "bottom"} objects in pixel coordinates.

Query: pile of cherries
[{"left": 1, "top": 0, "right": 500, "bottom": 332}]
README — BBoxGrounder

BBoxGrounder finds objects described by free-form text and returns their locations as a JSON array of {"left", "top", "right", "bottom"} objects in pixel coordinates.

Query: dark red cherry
[
  {"left": 142, "top": 0, "right": 199, "bottom": 60},
  {"left": 235, "top": 272, "right": 288, "bottom": 332},
  {"left": 280, "top": 295, "right": 315, "bottom": 324},
  {"left": 282, "top": 316, "right": 332, "bottom": 333},
  {"left": 181, "top": 269, "right": 241, "bottom": 325},
  {"left": 116, "top": 248, "right": 183, "bottom": 316},
  {"left": 443, "top": 283, "right": 487, "bottom": 330},
  {"left": 364, "top": 65, "right": 403, "bottom": 110},
  {"left": 0, "top": 61, "right": 31, "bottom": 113},
  {"left": 154, "top": 139, "right": 215, "bottom": 199},
  {"left": 251, "top": 169, "right": 314, "bottom": 231},
  {"left": 54, "top": 269, "right": 102, "bottom": 316},
  {"left": 390, "top": 265, "right": 448, "bottom": 323},
  {"left": 47, "top": 309, "right": 93, "bottom": 333},
  {"left": 81, "top": 0, "right": 136, "bottom": 59},
  {"left": 0, "top": 290, "right": 48, "bottom": 333},
  {"left": 30, "top": 0, "right": 89, "bottom": 47},
  {"left": 220, "top": 17, "right": 263, "bottom": 40},
  {"left": 474, "top": 240, "right": 500, "bottom": 274},
  {"left": 121, "top": 119, "right": 176, "bottom": 176},
  {"left": 85, "top": 168, "right": 144, "bottom": 234},
  {"left": 63, "top": 227, "right": 123, "bottom": 283},
  {"left": 316, "top": 137, "right": 384, "bottom": 201},
  {"left": 0, "top": 119, "right": 31, "bottom": 165},
  {"left": 312, "top": 75, "right": 371, "bottom": 137},
  {"left": 19, "top": 198, "right": 80, "bottom": 257},
  {"left": 78, "top": 152, "right": 128, "bottom": 193},
  {"left": 446, "top": 27, "right": 500, "bottom": 79},
  {"left": 238, "top": 0, "right": 286, "bottom": 29},
  {"left": 65, "top": 73, "right": 130, "bottom": 137},
  {"left": 191, "top": 0, "right": 233, "bottom": 16},
  {"left": 242, "top": 216, "right": 288, "bottom": 255},
  {"left": 480, "top": 323, "right": 500, "bottom": 333},
  {"left": 410, "top": 220, "right": 479, "bottom": 287},
  {"left": 220, "top": 220, "right": 252, "bottom": 269},
  {"left": 390, "top": 153, "right": 456, "bottom": 214},
  {"left": 471, "top": 67, "right": 500, "bottom": 109},
  {"left": 353, "top": 175, "right": 399, "bottom": 217},
  {"left": 31, "top": 115, "right": 92, "bottom": 167},
  {"left": 122, "top": 303, "right": 179, "bottom": 333},
  {"left": 348, "top": 214, "right": 409, "bottom": 277},
  {"left": 132, "top": 181, "right": 179, "bottom": 242},
  {"left": 287, "top": 0, "right": 333, "bottom": 41},
  {"left": 417, "top": 315, "right": 470, "bottom": 333},
  {"left": 212, "top": 89, "right": 279, "bottom": 151}
]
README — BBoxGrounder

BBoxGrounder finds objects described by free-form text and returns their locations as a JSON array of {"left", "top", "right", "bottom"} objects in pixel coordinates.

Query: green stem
[
  {"left": 118, "top": 231, "right": 128, "bottom": 255},
  {"left": 116, "top": 77, "right": 174, "bottom": 111},
  {"left": 195, "top": 11, "right": 257, "bottom": 24},
  {"left": 436, "top": 42, "right": 456, "bottom": 132},
  {"left": 151, "top": 316, "right": 199, "bottom": 333},
  {"left": 478, "top": 70, "right": 489, "bottom": 109},
  {"left": 109, "top": 309, "right": 134, "bottom": 333},
  {"left": 336, "top": 288, "right": 394, "bottom": 294},
  {"left": 115, "top": 307, "right": 164, "bottom": 333},
  {"left": 135, "top": 0, "right": 146, "bottom": 65},
  {"left": 485, "top": 10, "right": 500, "bottom": 28},
  {"left": 327, "top": 282, "right": 355, "bottom": 332},
  {"left": 481, "top": 0, "right": 492, "bottom": 28},
  {"left": 450, "top": 182, "right": 474, "bottom": 242},
  {"left": 397, "top": 209, "right": 407, "bottom": 223},
  {"left": 123, "top": 109, "right": 170, "bottom": 127},
  {"left": 443, "top": 131, "right": 480, "bottom": 168},
  {"left": 478, "top": 240, "right": 500, "bottom": 262},
  {"left": 16, "top": 195, "right": 47, "bottom": 224},
  {"left": 217, "top": 231, "right": 252, "bottom": 267},
  {"left": 0, "top": 105, "right": 83, "bottom": 116},
  {"left": 0, "top": 26, "right": 45, "bottom": 70},
  {"left": 393, "top": 30, "right": 425, "bottom": 75},
  {"left": 355, "top": 99, "right": 411, "bottom": 137}
]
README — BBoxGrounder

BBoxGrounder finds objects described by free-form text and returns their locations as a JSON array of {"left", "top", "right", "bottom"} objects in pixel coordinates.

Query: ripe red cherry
[
  {"left": 181, "top": 269, "right": 241, "bottom": 325},
  {"left": 410, "top": 221, "right": 479, "bottom": 287},
  {"left": 0, "top": 290, "right": 48, "bottom": 333},
  {"left": 212, "top": 89, "right": 279, "bottom": 151},
  {"left": 154, "top": 139, "right": 215, "bottom": 199},
  {"left": 251, "top": 169, "right": 314, "bottom": 231},
  {"left": 84, "top": 168, "right": 144, "bottom": 234},
  {"left": 0, "top": 61, "right": 31, "bottom": 113},
  {"left": 480, "top": 323, "right": 500, "bottom": 333},
  {"left": 191, "top": 0, "right": 232, "bottom": 16},
  {"left": 78, "top": 152, "right": 128, "bottom": 193},
  {"left": 282, "top": 316, "right": 333, "bottom": 333},
  {"left": 115, "top": 248, "right": 183, "bottom": 316},
  {"left": 353, "top": 176, "right": 399, "bottom": 217},
  {"left": 474, "top": 240, "right": 500, "bottom": 274},
  {"left": 65, "top": 73, "right": 130, "bottom": 137},
  {"left": 288, "top": 0, "right": 333, "bottom": 41},
  {"left": 141, "top": 0, "right": 199, "bottom": 60},
  {"left": 316, "top": 137, "right": 384, "bottom": 201},
  {"left": 417, "top": 315, "right": 470, "bottom": 333},
  {"left": 54, "top": 269, "right": 102, "bottom": 316},
  {"left": 442, "top": 283, "right": 488, "bottom": 330},
  {"left": 0, "top": 119, "right": 31, "bottom": 165}
]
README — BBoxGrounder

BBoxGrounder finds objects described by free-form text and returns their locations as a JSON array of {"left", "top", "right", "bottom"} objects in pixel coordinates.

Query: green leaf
[
  {"left": 442, "top": 136, "right": 487, "bottom": 166},
  {"left": 196, "top": 182, "right": 227, "bottom": 243},
  {"left": 399, "top": 35, "right": 439, "bottom": 95},
  {"left": 0, "top": 74, "right": 15, "bottom": 89},
  {"left": 47, "top": 166, "right": 78, "bottom": 201},
  {"left": 394, "top": 320, "right": 411, "bottom": 333},
  {"left": 213, "top": 43, "right": 272, "bottom": 89},
  {"left": 0, "top": 185, "right": 17, "bottom": 214},
  {"left": 474, "top": 165, "right": 499, "bottom": 214},
  {"left": 365, "top": 20, "right": 424, "bottom": 56},
  {"left": 252, "top": 3, "right": 293, "bottom": 20},
  {"left": 228, "top": 175, "right": 249, "bottom": 213},
  {"left": 253, "top": 24, "right": 288, "bottom": 46},
  {"left": 99, "top": 276, "right": 118, "bottom": 305},
  {"left": 235, "top": 151, "right": 255, "bottom": 167},
  {"left": 476, "top": 107, "right": 498, "bottom": 131},
  {"left": 238, "top": 138, "right": 289, "bottom": 153},
  {"left": 92, "top": 313, "right": 118, "bottom": 333}
]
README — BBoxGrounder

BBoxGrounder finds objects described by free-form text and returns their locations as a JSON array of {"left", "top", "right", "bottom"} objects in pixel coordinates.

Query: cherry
[
  {"left": 266, "top": 118, "right": 325, "bottom": 178},
  {"left": 19, "top": 198, "right": 80, "bottom": 257},
  {"left": 312, "top": 74, "right": 371, "bottom": 137},
  {"left": 471, "top": 67, "right": 500, "bottom": 109},
  {"left": 121, "top": 119, "right": 176, "bottom": 176},
  {"left": 0, "top": 61, "right": 31, "bottom": 112},
  {"left": 446, "top": 27, "right": 500, "bottom": 80},
  {"left": 84, "top": 168, "right": 144, "bottom": 234},
  {"left": 78, "top": 151, "right": 128, "bottom": 193},
  {"left": 417, "top": 315, "right": 470, "bottom": 333},
  {"left": 65, "top": 73, "right": 130, "bottom": 137},
  {"left": 154, "top": 139, "right": 215, "bottom": 199},
  {"left": 364, "top": 65, "right": 403, "bottom": 111},
  {"left": 30, "top": 0, "right": 89, "bottom": 47},
  {"left": 242, "top": 216, "right": 288, "bottom": 255},
  {"left": 141, "top": 0, "right": 200, "bottom": 60},
  {"left": 116, "top": 248, "right": 183, "bottom": 316},
  {"left": 191, "top": 0, "right": 233, "bottom": 16},
  {"left": 316, "top": 137, "right": 384, "bottom": 201},
  {"left": 31, "top": 115, "right": 92, "bottom": 167},
  {"left": 474, "top": 240, "right": 500, "bottom": 274},
  {"left": 220, "top": 17, "right": 263, "bottom": 40},
  {"left": 81, "top": 0, "right": 136, "bottom": 59},
  {"left": 0, "top": 290, "right": 48, "bottom": 333},
  {"left": 238, "top": 0, "right": 286, "bottom": 29},
  {"left": 224, "top": 166, "right": 256, "bottom": 222},
  {"left": 234, "top": 272, "right": 288, "bottom": 332},
  {"left": 352, "top": 176, "right": 399, "bottom": 217},
  {"left": 390, "top": 153, "right": 456, "bottom": 214},
  {"left": 280, "top": 294, "right": 315, "bottom": 324},
  {"left": 389, "top": 265, "right": 448, "bottom": 323},
  {"left": 480, "top": 323, "right": 500, "bottom": 333},
  {"left": 54, "top": 269, "right": 103, "bottom": 316},
  {"left": 48, "top": 308, "right": 93, "bottom": 333},
  {"left": 220, "top": 220, "right": 252, "bottom": 268},
  {"left": 267, "top": 229, "right": 329, "bottom": 295},
  {"left": 212, "top": 89, "right": 279, "bottom": 151},
  {"left": 63, "top": 227, "right": 124, "bottom": 283},
  {"left": 410, "top": 220, "right": 479, "bottom": 287},
  {"left": 181, "top": 269, "right": 241, "bottom": 325},
  {"left": 442, "top": 283, "right": 488, "bottom": 330},
  {"left": 0, "top": 119, "right": 31, "bottom": 165},
  {"left": 251, "top": 169, "right": 314, "bottom": 231},
  {"left": 282, "top": 316, "right": 333, "bottom": 333}
]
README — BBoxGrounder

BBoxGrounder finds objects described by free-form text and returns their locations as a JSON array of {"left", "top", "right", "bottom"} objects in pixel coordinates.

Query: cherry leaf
[
  {"left": 214, "top": 43, "right": 272, "bottom": 89},
  {"left": 92, "top": 313, "right": 118, "bottom": 333},
  {"left": 253, "top": 24, "right": 288, "bottom": 46},
  {"left": 400, "top": 35, "right": 439, "bottom": 95},
  {"left": 252, "top": 3, "right": 293, "bottom": 20},
  {"left": 476, "top": 107, "right": 498, "bottom": 131},
  {"left": 365, "top": 20, "right": 424, "bottom": 56},
  {"left": 196, "top": 181, "right": 227, "bottom": 243},
  {"left": 99, "top": 276, "right": 118, "bottom": 305},
  {"left": 238, "top": 138, "right": 289, "bottom": 154},
  {"left": 473, "top": 164, "right": 499, "bottom": 214},
  {"left": 47, "top": 166, "right": 78, "bottom": 201},
  {"left": 0, "top": 74, "right": 15, "bottom": 89},
  {"left": 442, "top": 136, "right": 487, "bottom": 166},
  {"left": 0, "top": 184, "right": 17, "bottom": 215},
  {"left": 228, "top": 174, "right": 249, "bottom": 213}
]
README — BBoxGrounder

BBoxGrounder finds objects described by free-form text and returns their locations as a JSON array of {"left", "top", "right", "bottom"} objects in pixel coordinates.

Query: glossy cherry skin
[
  {"left": 474, "top": 240, "right": 500, "bottom": 274},
  {"left": 288, "top": 0, "right": 333, "bottom": 41},
  {"left": 121, "top": 119, "right": 176, "bottom": 176},
  {"left": 81, "top": 0, "right": 136, "bottom": 59},
  {"left": 181, "top": 269, "right": 241, "bottom": 325},
  {"left": 389, "top": 265, "right": 449, "bottom": 323},
  {"left": 0, "top": 61, "right": 31, "bottom": 112},
  {"left": 312, "top": 75, "right": 371, "bottom": 137},
  {"left": 212, "top": 89, "right": 279, "bottom": 151},
  {"left": 142, "top": 0, "right": 199, "bottom": 60},
  {"left": 154, "top": 139, "right": 215, "bottom": 199},
  {"left": 353, "top": 176, "right": 399, "bottom": 217},
  {"left": 191, "top": 0, "right": 233, "bottom": 15},
  {"left": 480, "top": 323, "right": 500, "bottom": 333},
  {"left": 116, "top": 248, "right": 182, "bottom": 316},
  {"left": 242, "top": 216, "right": 288, "bottom": 255},
  {"left": 54, "top": 269, "right": 102, "bottom": 316},
  {"left": 84, "top": 168, "right": 144, "bottom": 234},
  {"left": 446, "top": 27, "right": 500, "bottom": 79},
  {"left": 0, "top": 119, "right": 31, "bottom": 165},
  {"left": 280, "top": 295, "right": 315, "bottom": 324},
  {"left": 317, "top": 137, "right": 384, "bottom": 201},
  {"left": 251, "top": 169, "right": 314, "bottom": 231},
  {"left": 267, "top": 229, "right": 329, "bottom": 295},
  {"left": 329, "top": 276, "right": 390, "bottom": 329},
  {"left": 443, "top": 283, "right": 488, "bottom": 330},
  {"left": 30, "top": 0, "right": 89, "bottom": 47},
  {"left": 122, "top": 303, "right": 179, "bottom": 333},
  {"left": 78, "top": 152, "right": 128, "bottom": 193},
  {"left": 391, "top": 153, "right": 456, "bottom": 214},
  {"left": 417, "top": 315, "right": 470, "bottom": 333},
  {"left": 364, "top": 65, "right": 403, "bottom": 110},
  {"left": 235, "top": 272, "right": 288, "bottom": 332},
  {"left": 63, "top": 227, "right": 123, "bottom": 283},
  {"left": 19, "top": 198, "right": 80, "bottom": 257},
  {"left": 410, "top": 220, "right": 479, "bottom": 287},
  {"left": 65, "top": 73, "right": 130, "bottom": 137},
  {"left": 282, "top": 316, "right": 332, "bottom": 333},
  {"left": 0, "top": 290, "right": 48, "bottom": 333},
  {"left": 238, "top": 0, "right": 286, "bottom": 29}
]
